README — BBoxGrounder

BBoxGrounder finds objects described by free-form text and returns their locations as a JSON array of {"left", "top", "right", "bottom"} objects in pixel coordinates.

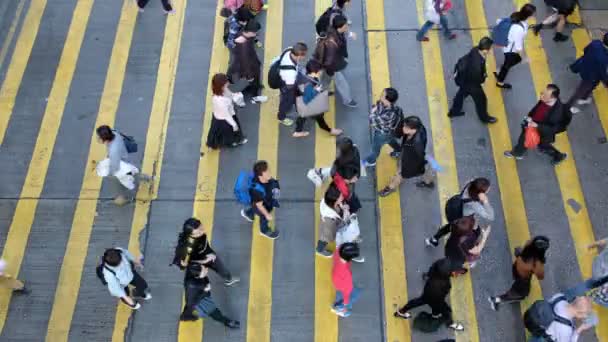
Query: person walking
[
  {"left": 315, "top": 0, "right": 352, "bottom": 37},
  {"left": 206, "top": 73, "right": 248, "bottom": 149},
  {"left": 378, "top": 116, "right": 435, "bottom": 197},
  {"left": 394, "top": 258, "right": 465, "bottom": 332},
  {"left": 567, "top": 32, "right": 608, "bottom": 114},
  {"left": 416, "top": 0, "right": 457, "bottom": 42},
  {"left": 227, "top": 21, "right": 268, "bottom": 104},
  {"left": 315, "top": 15, "right": 358, "bottom": 108},
  {"left": 331, "top": 242, "right": 361, "bottom": 317},
  {"left": 362, "top": 87, "right": 404, "bottom": 167},
  {"left": 171, "top": 218, "right": 240, "bottom": 288},
  {"left": 276, "top": 43, "right": 309, "bottom": 126},
  {"left": 448, "top": 37, "right": 498, "bottom": 124},
  {"left": 307, "top": 136, "right": 361, "bottom": 187},
  {"left": 136, "top": 0, "right": 173, "bottom": 14},
  {"left": 494, "top": 4, "right": 536, "bottom": 89},
  {"left": 99, "top": 248, "right": 150, "bottom": 310},
  {"left": 0, "top": 259, "right": 29, "bottom": 294},
  {"left": 240, "top": 160, "right": 281, "bottom": 239},
  {"left": 317, "top": 183, "right": 350, "bottom": 257},
  {"left": 293, "top": 60, "right": 343, "bottom": 138},
  {"left": 532, "top": 0, "right": 578, "bottom": 42},
  {"left": 443, "top": 216, "right": 489, "bottom": 275},
  {"left": 525, "top": 295, "right": 594, "bottom": 342},
  {"left": 489, "top": 236, "right": 550, "bottom": 311},
  {"left": 225, "top": 7, "right": 255, "bottom": 50},
  {"left": 179, "top": 261, "right": 240, "bottom": 329},
  {"left": 96, "top": 125, "right": 152, "bottom": 206},
  {"left": 504, "top": 84, "right": 570, "bottom": 165}
]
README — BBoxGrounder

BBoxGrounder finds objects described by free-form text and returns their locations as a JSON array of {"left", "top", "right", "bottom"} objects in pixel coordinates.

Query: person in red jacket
[{"left": 332, "top": 242, "right": 361, "bottom": 317}]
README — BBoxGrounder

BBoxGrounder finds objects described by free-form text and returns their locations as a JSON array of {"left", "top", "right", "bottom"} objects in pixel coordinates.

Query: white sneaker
[
  {"left": 570, "top": 106, "right": 581, "bottom": 114},
  {"left": 306, "top": 168, "right": 323, "bottom": 187},
  {"left": 352, "top": 256, "right": 365, "bottom": 263},
  {"left": 252, "top": 96, "right": 268, "bottom": 104},
  {"left": 576, "top": 98, "right": 592, "bottom": 105},
  {"left": 143, "top": 293, "right": 152, "bottom": 300},
  {"left": 131, "top": 303, "right": 141, "bottom": 310}
]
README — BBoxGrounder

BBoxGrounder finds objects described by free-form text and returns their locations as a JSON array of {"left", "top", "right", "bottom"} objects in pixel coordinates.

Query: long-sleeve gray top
[{"left": 462, "top": 183, "right": 495, "bottom": 229}]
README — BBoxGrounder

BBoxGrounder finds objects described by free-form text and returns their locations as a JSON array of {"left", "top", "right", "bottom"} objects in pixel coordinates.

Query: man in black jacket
[
  {"left": 447, "top": 37, "right": 497, "bottom": 124},
  {"left": 504, "top": 84, "right": 570, "bottom": 165}
]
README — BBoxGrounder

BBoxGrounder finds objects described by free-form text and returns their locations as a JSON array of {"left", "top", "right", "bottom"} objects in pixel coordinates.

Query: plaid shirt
[
  {"left": 226, "top": 16, "right": 243, "bottom": 49},
  {"left": 369, "top": 102, "right": 403, "bottom": 134}
]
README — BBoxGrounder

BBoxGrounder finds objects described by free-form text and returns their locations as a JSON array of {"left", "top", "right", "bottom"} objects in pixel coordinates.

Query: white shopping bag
[{"left": 336, "top": 214, "right": 360, "bottom": 247}]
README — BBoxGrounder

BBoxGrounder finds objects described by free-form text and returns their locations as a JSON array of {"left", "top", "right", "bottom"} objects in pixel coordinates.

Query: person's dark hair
[
  {"left": 478, "top": 36, "right": 494, "bottom": 51},
  {"left": 547, "top": 84, "right": 560, "bottom": 99},
  {"left": 96, "top": 125, "right": 115, "bottom": 142},
  {"left": 340, "top": 165, "right": 359, "bottom": 181},
  {"left": 332, "top": 14, "right": 348, "bottom": 31},
  {"left": 253, "top": 160, "right": 269, "bottom": 178},
  {"left": 103, "top": 249, "right": 122, "bottom": 267},
  {"left": 336, "top": 0, "right": 350, "bottom": 8},
  {"left": 403, "top": 116, "right": 422, "bottom": 130},
  {"left": 306, "top": 59, "right": 323, "bottom": 74},
  {"left": 235, "top": 7, "right": 254, "bottom": 22},
  {"left": 603, "top": 32, "right": 608, "bottom": 47},
  {"left": 384, "top": 87, "right": 399, "bottom": 104},
  {"left": 520, "top": 236, "right": 550, "bottom": 263},
  {"left": 212, "top": 73, "right": 229, "bottom": 96},
  {"left": 467, "top": 177, "right": 490, "bottom": 201},
  {"left": 324, "top": 183, "right": 342, "bottom": 208},
  {"left": 243, "top": 20, "right": 261, "bottom": 33},
  {"left": 335, "top": 136, "right": 356, "bottom": 166},
  {"left": 511, "top": 3, "right": 536, "bottom": 22},
  {"left": 339, "top": 242, "right": 360, "bottom": 261},
  {"left": 182, "top": 218, "right": 201, "bottom": 235},
  {"left": 292, "top": 42, "right": 308, "bottom": 57}
]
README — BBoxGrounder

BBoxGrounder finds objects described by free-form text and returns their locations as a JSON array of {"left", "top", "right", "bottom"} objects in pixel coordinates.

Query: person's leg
[
  {"left": 208, "top": 306, "right": 240, "bottom": 328},
  {"left": 469, "top": 86, "right": 492, "bottom": 122},
  {"left": 111, "top": 176, "right": 131, "bottom": 205},
  {"left": 294, "top": 117, "right": 307, "bottom": 133},
  {"left": 416, "top": 20, "right": 434, "bottom": 41},
  {"left": 388, "top": 173, "right": 403, "bottom": 190},
  {"left": 255, "top": 207, "right": 270, "bottom": 234},
  {"left": 346, "top": 287, "right": 362, "bottom": 310},
  {"left": 129, "top": 270, "right": 149, "bottom": 298},
  {"left": 277, "top": 85, "right": 296, "bottom": 122},
  {"left": 398, "top": 296, "right": 427, "bottom": 313},
  {"left": 508, "top": 125, "right": 527, "bottom": 157},
  {"left": 448, "top": 87, "right": 468, "bottom": 117},
  {"left": 314, "top": 114, "right": 332, "bottom": 132},
  {"left": 433, "top": 223, "right": 452, "bottom": 240},
  {"left": 538, "top": 143, "right": 564, "bottom": 162},
  {"left": 431, "top": 300, "right": 454, "bottom": 326},
  {"left": 333, "top": 290, "right": 344, "bottom": 307},
  {"left": 208, "top": 256, "right": 232, "bottom": 280},
  {"left": 137, "top": 0, "right": 150, "bottom": 9},
  {"left": 439, "top": 14, "right": 453, "bottom": 37},
  {"left": 497, "top": 277, "right": 531, "bottom": 303},
  {"left": 160, "top": 0, "right": 173, "bottom": 11},
  {"left": 496, "top": 52, "right": 522, "bottom": 84},
  {"left": 333, "top": 71, "right": 353, "bottom": 105},
  {"left": 421, "top": 163, "right": 435, "bottom": 185},
  {"left": 364, "top": 130, "right": 388, "bottom": 165}
]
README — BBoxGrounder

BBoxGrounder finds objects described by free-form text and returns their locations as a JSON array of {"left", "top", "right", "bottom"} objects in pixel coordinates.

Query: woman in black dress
[{"left": 206, "top": 73, "right": 247, "bottom": 149}]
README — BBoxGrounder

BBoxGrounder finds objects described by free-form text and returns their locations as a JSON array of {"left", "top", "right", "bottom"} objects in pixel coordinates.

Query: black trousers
[
  {"left": 398, "top": 296, "right": 453, "bottom": 325},
  {"left": 566, "top": 79, "right": 599, "bottom": 106},
  {"left": 498, "top": 264, "right": 532, "bottom": 302},
  {"left": 120, "top": 270, "right": 148, "bottom": 307},
  {"left": 295, "top": 114, "right": 331, "bottom": 133},
  {"left": 277, "top": 85, "right": 296, "bottom": 121},
  {"left": 137, "top": 0, "right": 172, "bottom": 11},
  {"left": 448, "top": 85, "right": 491, "bottom": 121},
  {"left": 497, "top": 52, "right": 522, "bottom": 83},
  {"left": 207, "top": 257, "right": 232, "bottom": 280},
  {"left": 511, "top": 125, "right": 563, "bottom": 160}
]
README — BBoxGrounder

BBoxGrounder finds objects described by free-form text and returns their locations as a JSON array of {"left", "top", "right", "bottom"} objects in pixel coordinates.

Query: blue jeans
[
  {"left": 333, "top": 287, "right": 361, "bottom": 311},
  {"left": 364, "top": 130, "right": 400, "bottom": 164},
  {"left": 244, "top": 206, "right": 271, "bottom": 233},
  {"left": 416, "top": 15, "right": 452, "bottom": 40}
]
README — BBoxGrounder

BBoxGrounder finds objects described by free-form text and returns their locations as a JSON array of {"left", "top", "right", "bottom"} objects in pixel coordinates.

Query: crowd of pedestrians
[{"left": 5, "top": 0, "right": 607, "bottom": 340}]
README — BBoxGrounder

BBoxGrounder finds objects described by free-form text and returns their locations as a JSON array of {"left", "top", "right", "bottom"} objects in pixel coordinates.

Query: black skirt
[{"left": 206, "top": 114, "right": 244, "bottom": 149}]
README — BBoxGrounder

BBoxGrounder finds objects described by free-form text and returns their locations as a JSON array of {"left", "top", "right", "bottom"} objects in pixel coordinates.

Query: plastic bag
[{"left": 524, "top": 126, "right": 540, "bottom": 149}]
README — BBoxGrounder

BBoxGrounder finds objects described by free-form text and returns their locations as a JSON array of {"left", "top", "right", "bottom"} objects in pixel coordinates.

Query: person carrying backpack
[
  {"left": 240, "top": 160, "right": 281, "bottom": 239},
  {"left": 96, "top": 125, "right": 152, "bottom": 206},
  {"left": 362, "top": 87, "right": 404, "bottom": 167},
  {"left": 489, "top": 236, "right": 549, "bottom": 311},
  {"left": 493, "top": 4, "right": 536, "bottom": 89},
  {"left": 567, "top": 32, "right": 608, "bottom": 114},
  {"left": 315, "top": 0, "right": 352, "bottom": 38},
  {"left": 447, "top": 37, "right": 498, "bottom": 124},
  {"left": 524, "top": 295, "right": 594, "bottom": 342},
  {"left": 416, "top": 0, "right": 456, "bottom": 42},
  {"left": 273, "top": 42, "right": 308, "bottom": 127},
  {"left": 504, "top": 84, "right": 570, "bottom": 165},
  {"left": 532, "top": 0, "right": 578, "bottom": 42},
  {"left": 394, "top": 258, "right": 465, "bottom": 332},
  {"left": 98, "top": 248, "right": 150, "bottom": 310}
]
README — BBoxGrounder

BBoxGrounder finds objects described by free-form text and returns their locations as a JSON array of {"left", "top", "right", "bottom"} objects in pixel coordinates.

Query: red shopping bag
[{"left": 524, "top": 126, "right": 540, "bottom": 149}]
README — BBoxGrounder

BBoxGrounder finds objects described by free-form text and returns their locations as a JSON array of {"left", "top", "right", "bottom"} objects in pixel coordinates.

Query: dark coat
[
  {"left": 460, "top": 48, "right": 487, "bottom": 86},
  {"left": 315, "top": 31, "right": 348, "bottom": 76},
  {"left": 570, "top": 40, "right": 608, "bottom": 84},
  {"left": 527, "top": 100, "right": 568, "bottom": 143},
  {"left": 228, "top": 35, "right": 261, "bottom": 80},
  {"left": 399, "top": 126, "right": 428, "bottom": 178}
]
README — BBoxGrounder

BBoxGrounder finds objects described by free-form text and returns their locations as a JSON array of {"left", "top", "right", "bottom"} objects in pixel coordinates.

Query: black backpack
[
  {"left": 524, "top": 296, "right": 573, "bottom": 339},
  {"left": 315, "top": 7, "right": 340, "bottom": 36},
  {"left": 444, "top": 185, "right": 473, "bottom": 223},
  {"left": 267, "top": 48, "right": 296, "bottom": 89},
  {"left": 453, "top": 53, "right": 470, "bottom": 87}
]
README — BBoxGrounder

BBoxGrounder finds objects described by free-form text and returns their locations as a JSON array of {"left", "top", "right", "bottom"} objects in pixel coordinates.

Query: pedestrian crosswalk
[{"left": 0, "top": 0, "right": 606, "bottom": 341}]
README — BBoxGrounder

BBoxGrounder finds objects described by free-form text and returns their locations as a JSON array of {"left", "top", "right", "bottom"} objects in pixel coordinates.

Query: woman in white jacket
[
  {"left": 416, "top": 0, "right": 456, "bottom": 42},
  {"left": 206, "top": 73, "right": 248, "bottom": 149}
]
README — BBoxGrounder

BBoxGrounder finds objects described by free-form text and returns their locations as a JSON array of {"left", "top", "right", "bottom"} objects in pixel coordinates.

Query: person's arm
[
  {"left": 105, "top": 270, "right": 128, "bottom": 300},
  {"left": 588, "top": 238, "right": 607, "bottom": 250},
  {"left": 468, "top": 227, "right": 491, "bottom": 255},
  {"left": 323, "top": 41, "right": 339, "bottom": 76},
  {"left": 214, "top": 97, "right": 239, "bottom": 130},
  {"left": 255, "top": 201, "right": 272, "bottom": 220},
  {"left": 533, "top": 260, "right": 545, "bottom": 280},
  {"left": 476, "top": 193, "right": 495, "bottom": 223}
]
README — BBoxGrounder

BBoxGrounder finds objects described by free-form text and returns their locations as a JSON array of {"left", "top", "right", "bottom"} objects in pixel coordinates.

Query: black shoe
[
  {"left": 532, "top": 23, "right": 543, "bottom": 35},
  {"left": 389, "top": 151, "right": 401, "bottom": 159},
  {"left": 425, "top": 237, "right": 439, "bottom": 247},
  {"left": 553, "top": 32, "right": 569, "bottom": 42},
  {"left": 448, "top": 111, "right": 465, "bottom": 118},
  {"left": 13, "top": 286, "right": 30, "bottom": 295},
  {"left": 180, "top": 311, "right": 199, "bottom": 321},
  {"left": 415, "top": 181, "right": 435, "bottom": 189},
  {"left": 225, "top": 319, "right": 240, "bottom": 329},
  {"left": 551, "top": 153, "right": 567, "bottom": 166},
  {"left": 504, "top": 150, "right": 523, "bottom": 160},
  {"left": 482, "top": 116, "right": 498, "bottom": 124},
  {"left": 260, "top": 230, "right": 279, "bottom": 239},
  {"left": 378, "top": 186, "right": 396, "bottom": 197},
  {"left": 496, "top": 82, "right": 512, "bottom": 89}
]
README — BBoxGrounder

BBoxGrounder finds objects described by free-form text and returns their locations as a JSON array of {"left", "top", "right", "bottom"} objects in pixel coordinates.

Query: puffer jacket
[{"left": 319, "top": 199, "right": 347, "bottom": 243}]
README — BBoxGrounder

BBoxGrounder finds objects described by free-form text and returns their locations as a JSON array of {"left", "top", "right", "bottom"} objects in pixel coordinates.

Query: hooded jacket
[{"left": 570, "top": 40, "right": 608, "bottom": 85}]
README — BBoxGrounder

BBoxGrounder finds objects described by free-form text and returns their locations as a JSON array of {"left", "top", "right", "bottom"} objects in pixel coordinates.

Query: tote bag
[{"left": 296, "top": 90, "right": 330, "bottom": 118}]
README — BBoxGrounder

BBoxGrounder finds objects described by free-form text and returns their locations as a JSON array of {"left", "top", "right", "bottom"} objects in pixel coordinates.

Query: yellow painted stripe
[
  {"left": 0, "top": 0, "right": 94, "bottom": 333},
  {"left": 245, "top": 0, "right": 282, "bottom": 340},
  {"left": 313, "top": 0, "right": 339, "bottom": 340},
  {"left": 178, "top": 0, "right": 228, "bottom": 340},
  {"left": 44, "top": 2, "right": 138, "bottom": 340},
  {"left": 415, "top": 0, "right": 480, "bottom": 340},
  {"left": 570, "top": 28, "right": 608, "bottom": 342},
  {"left": 111, "top": 3, "right": 188, "bottom": 341},
  {"left": 0, "top": 0, "right": 26, "bottom": 73},
  {"left": 0, "top": 0, "right": 47, "bottom": 144},
  {"left": 515, "top": 1, "right": 604, "bottom": 340},
  {"left": 365, "top": 1, "right": 411, "bottom": 341},
  {"left": 464, "top": 0, "right": 541, "bottom": 318}
]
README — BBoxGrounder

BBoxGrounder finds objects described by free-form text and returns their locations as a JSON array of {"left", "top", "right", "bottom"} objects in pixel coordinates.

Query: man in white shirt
[
  {"left": 101, "top": 248, "right": 150, "bottom": 310},
  {"left": 529, "top": 295, "right": 594, "bottom": 342},
  {"left": 277, "top": 42, "right": 308, "bottom": 127}
]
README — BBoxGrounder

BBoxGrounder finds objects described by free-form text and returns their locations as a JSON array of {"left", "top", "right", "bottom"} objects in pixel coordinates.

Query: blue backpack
[
  {"left": 491, "top": 18, "right": 522, "bottom": 48},
  {"left": 234, "top": 170, "right": 265, "bottom": 205}
]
